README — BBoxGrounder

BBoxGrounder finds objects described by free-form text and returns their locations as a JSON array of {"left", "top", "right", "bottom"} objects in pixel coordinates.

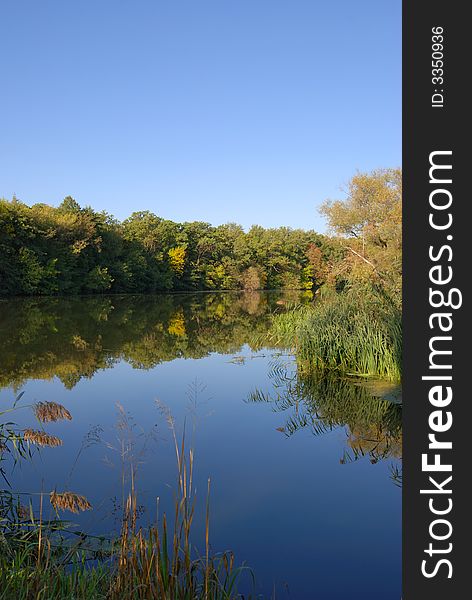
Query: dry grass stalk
[
  {"left": 50, "top": 491, "right": 92, "bottom": 514},
  {"left": 33, "top": 401, "right": 72, "bottom": 423},
  {"left": 23, "top": 429, "right": 63, "bottom": 447}
]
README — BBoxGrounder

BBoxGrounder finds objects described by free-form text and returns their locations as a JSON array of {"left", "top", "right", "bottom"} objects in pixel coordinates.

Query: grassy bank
[
  {"left": 271, "top": 289, "right": 402, "bottom": 382},
  {"left": 0, "top": 494, "right": 246, "bottom": 600}
]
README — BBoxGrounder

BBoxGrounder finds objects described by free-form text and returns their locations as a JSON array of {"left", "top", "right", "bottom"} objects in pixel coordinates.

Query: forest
[
  {"left": 0, "top": 196, "right": 341, "bottom": 296},
  {"left": 1, "top": 169, "right": 401, "bottom": 304}
]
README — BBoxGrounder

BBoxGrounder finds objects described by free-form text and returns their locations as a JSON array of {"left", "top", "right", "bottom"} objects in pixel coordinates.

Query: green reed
[{"left": 271, "top": 289, "right": 402, "bottom": 382}]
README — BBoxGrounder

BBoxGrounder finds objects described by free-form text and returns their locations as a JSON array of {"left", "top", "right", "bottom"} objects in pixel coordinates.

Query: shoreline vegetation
[
  {"left": 1, "top": 169, "right": 399, "bottom": 302},
  {"left": 270, "top": 167, "right": 402, "bottom": 382},
  {"left": 1, "top": 169, "right": 402, "bottom": 597},
  {"left": 271, "top": 288, "right": 402, "bottom": 382},
  {"left": 1, "top": 400, "right": 252, "bottom": 600}
]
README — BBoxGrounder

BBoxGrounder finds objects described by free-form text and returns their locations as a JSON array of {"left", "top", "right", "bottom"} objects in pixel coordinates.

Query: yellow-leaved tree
[
  {"left": 319, "top": 168, "right": 402, "bottom": 301},
  {"left": 168, "top": 246, "right": 186, "bottom": 278}
]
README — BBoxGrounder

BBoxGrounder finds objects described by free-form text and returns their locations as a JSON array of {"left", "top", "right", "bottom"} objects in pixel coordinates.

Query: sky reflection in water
[{"left": 0, "top": 292, "right": 401, "bottom": 600}]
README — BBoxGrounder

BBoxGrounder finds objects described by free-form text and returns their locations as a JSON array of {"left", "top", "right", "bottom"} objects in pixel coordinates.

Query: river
[{"left": 0, "top": 292, "right": 401, "bottom": 599}]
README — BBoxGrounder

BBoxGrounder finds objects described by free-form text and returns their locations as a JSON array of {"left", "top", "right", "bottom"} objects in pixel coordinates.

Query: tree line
[
  {"left": 1, "top": 168, "right": 401, "bottom": 298},
  {"left": 0, "top": 196, "right": 341, "bottom": 296}
]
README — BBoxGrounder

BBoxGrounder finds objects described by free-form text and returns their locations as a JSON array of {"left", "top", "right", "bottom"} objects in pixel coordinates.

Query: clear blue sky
[{"left": 1, "top": 0, "right": 400, "bottom": 232}]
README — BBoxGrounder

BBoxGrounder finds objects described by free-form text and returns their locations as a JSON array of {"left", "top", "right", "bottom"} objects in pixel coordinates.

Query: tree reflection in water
[
  {"left": 0, "top": 291, "right": 308, "bottom": 390},
  {"left": 248, "top": 360, "right": 402, "bottom": 485}
]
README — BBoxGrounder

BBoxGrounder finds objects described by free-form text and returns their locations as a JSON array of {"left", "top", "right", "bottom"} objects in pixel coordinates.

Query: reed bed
[
  {"left": 271, "top": 290, "right": 402, "bottom": 381},
  {"left": 106, "top": 430, "right": 249, "bottom": 600}
]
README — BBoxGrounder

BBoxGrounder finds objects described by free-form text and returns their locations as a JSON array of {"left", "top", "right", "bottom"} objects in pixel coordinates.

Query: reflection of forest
[
  {"left": 0, "top": 291, "right": 306, "bottom": 390},
  {"left": 248, "top": 365, "right": 402, "bottom": 471}
]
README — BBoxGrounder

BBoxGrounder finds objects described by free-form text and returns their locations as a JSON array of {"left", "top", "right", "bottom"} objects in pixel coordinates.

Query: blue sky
[{"left": 1, "top": 0, "right": 401, "bottom": 232}]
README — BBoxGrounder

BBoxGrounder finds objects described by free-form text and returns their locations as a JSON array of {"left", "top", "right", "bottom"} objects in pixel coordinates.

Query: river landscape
[{"left": 1, "top": 4, "right": 402, "bottom": 596}]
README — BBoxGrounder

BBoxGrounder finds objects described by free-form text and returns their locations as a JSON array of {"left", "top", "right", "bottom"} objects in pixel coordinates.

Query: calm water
[{"left": 0, "top": 292, "right": 401, "bottom": 599}]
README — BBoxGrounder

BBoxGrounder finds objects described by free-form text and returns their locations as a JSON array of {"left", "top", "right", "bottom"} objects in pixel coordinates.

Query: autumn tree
[
  {"left": 168, "top": 246, "right": 186, "bottom": 278},
  {"left": 319, "top": 168, "right": 402, "bottom": 299},
  {"left": 241, "top": 266, "right": 266, "bottom": 291}
]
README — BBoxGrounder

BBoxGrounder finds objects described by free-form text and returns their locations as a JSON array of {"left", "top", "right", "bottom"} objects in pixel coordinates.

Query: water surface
[{"left": 0, "top": 292, "right": 401, "bottom": 599}]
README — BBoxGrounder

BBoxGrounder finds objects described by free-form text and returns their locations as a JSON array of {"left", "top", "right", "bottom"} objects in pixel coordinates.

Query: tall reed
[
  {"left": 1, "top": 398, "right": 251, "bottom": 599},
  {"left": 271, "top": 289, "right": 402, "bottom": 381},
  {"left": 109, "top": 429, "right": 248, "bottom": 600}
]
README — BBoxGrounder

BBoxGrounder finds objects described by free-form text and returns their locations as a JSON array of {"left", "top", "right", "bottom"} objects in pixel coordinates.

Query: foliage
[
  {"left": 268, "top": 168, "right": 402, "bottom": 380},
  {"left": 0, "top": 197, "right": 330, "bottom": 296},
  {"left": 240, "top": 266, "right": 265, "bottom": 291},
  {"left": 319, "top": 168, "right": 402, "bottom": 300},
  {"left": 167, "top": 245, "right": 186, "bottom": 278},
  {"left": 1, "top": 169, "right": 400, "bottom": 298}
]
